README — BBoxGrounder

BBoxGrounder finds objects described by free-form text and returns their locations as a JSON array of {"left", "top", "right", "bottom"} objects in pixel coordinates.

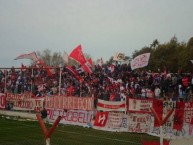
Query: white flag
[
  {"left": 113, "top": 52, "right": 125, "bottom": 62},
  {"left": 14, "top": 51, "right": 39, "bottom": 62},
  {"left": 131, "top": 53, "right": 151, "bottom": 70},
  {"left": 63, "top": 51, "right": 69, "bottom": 64}
]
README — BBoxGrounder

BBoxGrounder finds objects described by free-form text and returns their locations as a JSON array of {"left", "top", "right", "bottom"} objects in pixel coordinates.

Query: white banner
[
  {"left": 149, "top": 117, "right": 193, "bottom": 139},
  {"left": 128, "top": 98, "right": 153, "bottom": 113},
  {"left": 97, "top": 99, "right": 126, "bottom": 112},
  {"left": 130, "top": 53, "right": 150, "bottom": 70},
  {"left": 128, "top": 112, "right": 150, "bottom": 133},
  {"left": 93, "top": 111, "right": 128, "bottom": 132},
  {"left": 47, "top": 108, "right": 94, "bottom": 127},
  {"left": 12, "top": 99, "right": 44, "bottom": 111}
]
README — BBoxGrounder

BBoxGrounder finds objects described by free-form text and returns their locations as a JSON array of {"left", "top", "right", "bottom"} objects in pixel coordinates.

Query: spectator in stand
[{"left": 154, "top": 85, "right": 161, "bottom": 99}]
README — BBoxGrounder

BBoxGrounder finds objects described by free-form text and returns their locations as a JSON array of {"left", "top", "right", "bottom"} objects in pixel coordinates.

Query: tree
[{"left": 37, "top": 49, "right": 63, "bottom": 66}]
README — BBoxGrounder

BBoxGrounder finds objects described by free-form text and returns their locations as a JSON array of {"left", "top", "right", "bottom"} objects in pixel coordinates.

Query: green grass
[{"left": 0, "top": 116, "right": 159, "bottom": 145}]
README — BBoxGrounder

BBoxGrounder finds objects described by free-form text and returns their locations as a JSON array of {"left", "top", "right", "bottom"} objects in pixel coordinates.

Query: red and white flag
[
  {"left": 65, "top": 66, "right": 83, "bottom": 81},
  {"left": 87, "top": 58, "right": 94, "bottom": 67},
  {"left": 130, "top": 53, "right": 150, "bottom": 70},
  {"left": 14, "top": 51, "right": 39, "bottom": 62},
  {"left": 153, "top": 100, "right": 185, "bottom": 131},
  {"left": 97, "top": 99, "right": 126, "bottom": 112},
  {"left": 82, "top": 61, "right": 93, "bottom": 74},
  {"left": 69, "top": 45, "right": 87, "bottom": 65}
]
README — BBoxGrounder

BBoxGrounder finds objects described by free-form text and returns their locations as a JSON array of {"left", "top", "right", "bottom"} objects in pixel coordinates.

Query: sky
[{"left": 0, "top": 0, "right": 193, "bottom": 67}]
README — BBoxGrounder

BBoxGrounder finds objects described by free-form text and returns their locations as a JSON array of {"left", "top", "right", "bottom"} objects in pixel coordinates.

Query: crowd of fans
[{"left": 0, "top": 63, "right": 193, "bottom": 105}]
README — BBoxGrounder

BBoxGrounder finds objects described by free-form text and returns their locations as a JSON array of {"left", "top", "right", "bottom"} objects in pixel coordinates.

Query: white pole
[
  {"left": 46, "top": 138, "right": 50, "bottom": 145},
  {"left": 59, "top": 67, "right": 62, "bottom": 96},
  {"left": 30, "top": 68, "right": 34, "bottom": 113},
  {"left": 160, "top": 125, "right": 163, "bottom": 145},
  {"left": 4, "top": 69, "right": 7, "bottom": 93}
]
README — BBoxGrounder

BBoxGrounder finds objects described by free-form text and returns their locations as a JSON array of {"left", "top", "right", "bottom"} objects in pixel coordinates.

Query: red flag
[
  {"left": 82, "top": 61, "right": 93, "bottom": 74},
  {"left": 153, "top": 100, "right": 185, "bottom": 131},
  {"left": 69, "top": 45, "right": 87, "bottom": 65},
  {"left": 173, "top": 102, "right": 185, "bottom": 130},
  {"left": 87, "top": 58, "right": 94, "bottom": 67},
  {"left": 46, "top": 67, "right": 53, "bottom": 76},
  {"left": 14, "top": 51, "right": 39, "bottom": 62},
  {"left": 153, "top": 100, "right": 163, "bottom": 127},
  {"left": 65, "top": 66, "right": 83, "bottom": 81}
]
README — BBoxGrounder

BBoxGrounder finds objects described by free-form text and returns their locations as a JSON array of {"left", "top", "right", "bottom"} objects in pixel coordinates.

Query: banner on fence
[
  {"left": 45, "top": 95, "right": 94, "bottom": 111},
  {"left": 184, "top": 102, "right": 193, "bottom": 124},
  {"left": 128, "top": 112, "right": 150, "bottom": 133},
  {"left": 6, "top": 92, "right": 44, "bottom": 111},
  {"left": 93, "top": 111, "right": 128, "bottom": 132},
  {"left": 47, "top": 108, "right": 94, "bottom": 127},
  {"left": 0, "top": 93, "right": 6, "bottom": 109},
  {"left": 97, "top": 99, "right": 126, "bottom": 112},
  {"left": 127, "top": 98, "right": 153, "bottom": 113},
  {"left": 153, "top": 100, "right": 185, "bottom": 130}
]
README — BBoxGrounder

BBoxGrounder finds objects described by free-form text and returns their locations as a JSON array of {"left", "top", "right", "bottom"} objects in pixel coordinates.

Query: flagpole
[
  {"left": 4, "top": 69, "right": 7, "bottom": 93},
  {"left": 59, "top": 67, "right": 62, "bottom": 96},
  {"left": 30, "top": 67, "right": 34, "bottom": 113}
]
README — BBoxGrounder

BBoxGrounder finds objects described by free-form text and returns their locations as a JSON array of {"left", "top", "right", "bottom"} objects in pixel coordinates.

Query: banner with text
[
  {"left": 45, "top": 95, "right": 94, "bottom": 111},
  {"left": 6, "top": 92, "right": 44, "bottom": 111},
  {"left": 127, "top": 98, "right": 153, "bottom": 113},
  {"left": 47, "top": 108, "right": 94, "bottom": 127}
]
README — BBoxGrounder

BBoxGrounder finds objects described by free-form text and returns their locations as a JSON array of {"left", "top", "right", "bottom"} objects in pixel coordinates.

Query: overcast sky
[{"left": 0, "top": 0, "right": 193, "bottom": 67}]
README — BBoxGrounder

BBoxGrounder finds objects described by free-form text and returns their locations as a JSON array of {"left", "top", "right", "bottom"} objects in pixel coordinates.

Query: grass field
[{"left": 0, "top": 115, "right": 159, "bottom": 145}]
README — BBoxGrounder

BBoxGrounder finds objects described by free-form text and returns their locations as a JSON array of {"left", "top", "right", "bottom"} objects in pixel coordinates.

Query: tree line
[{"left": 36, "top": 36, "right": 193, "bottom": 73}]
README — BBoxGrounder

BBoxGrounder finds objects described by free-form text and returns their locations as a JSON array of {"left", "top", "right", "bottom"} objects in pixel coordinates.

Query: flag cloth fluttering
[
  {"left": 69, "top": 45, "right": 87, "bottom": 65},
  {"left": 130, "top": 53, "right": 151, "bottom": 70},
  {"left": 14, "top": 51, "right": 39, "bottom": 62}
]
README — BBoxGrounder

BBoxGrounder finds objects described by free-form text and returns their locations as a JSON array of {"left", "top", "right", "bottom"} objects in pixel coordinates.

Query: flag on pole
[
  {"left": 14, "top": 51, "right": 39, "bottom": 62},
  {"left": 87, "top": 58, "right": 94, "bottom": 67},
  {"left": 130, "top": 53, "right": 150, "bottom": 70},
  {"left": 98, "top": 58, "right": 104, "bottom": 67},
  {"left": 113, "top": 52, "right": 125, "bottom": 62},
  {"left": 65, "top": 66, "right": 83, "bottom": 82},
  {"left": 82, "top": 61, "right": 93, "bottom": 74},
  {"left": 69, "top": 45, "right": 87, "bottom": 65}
]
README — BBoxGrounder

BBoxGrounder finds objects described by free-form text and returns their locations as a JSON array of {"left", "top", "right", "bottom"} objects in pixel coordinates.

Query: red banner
[{"left": 94, "top": 112, "right": 108, "bottom": 127}]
